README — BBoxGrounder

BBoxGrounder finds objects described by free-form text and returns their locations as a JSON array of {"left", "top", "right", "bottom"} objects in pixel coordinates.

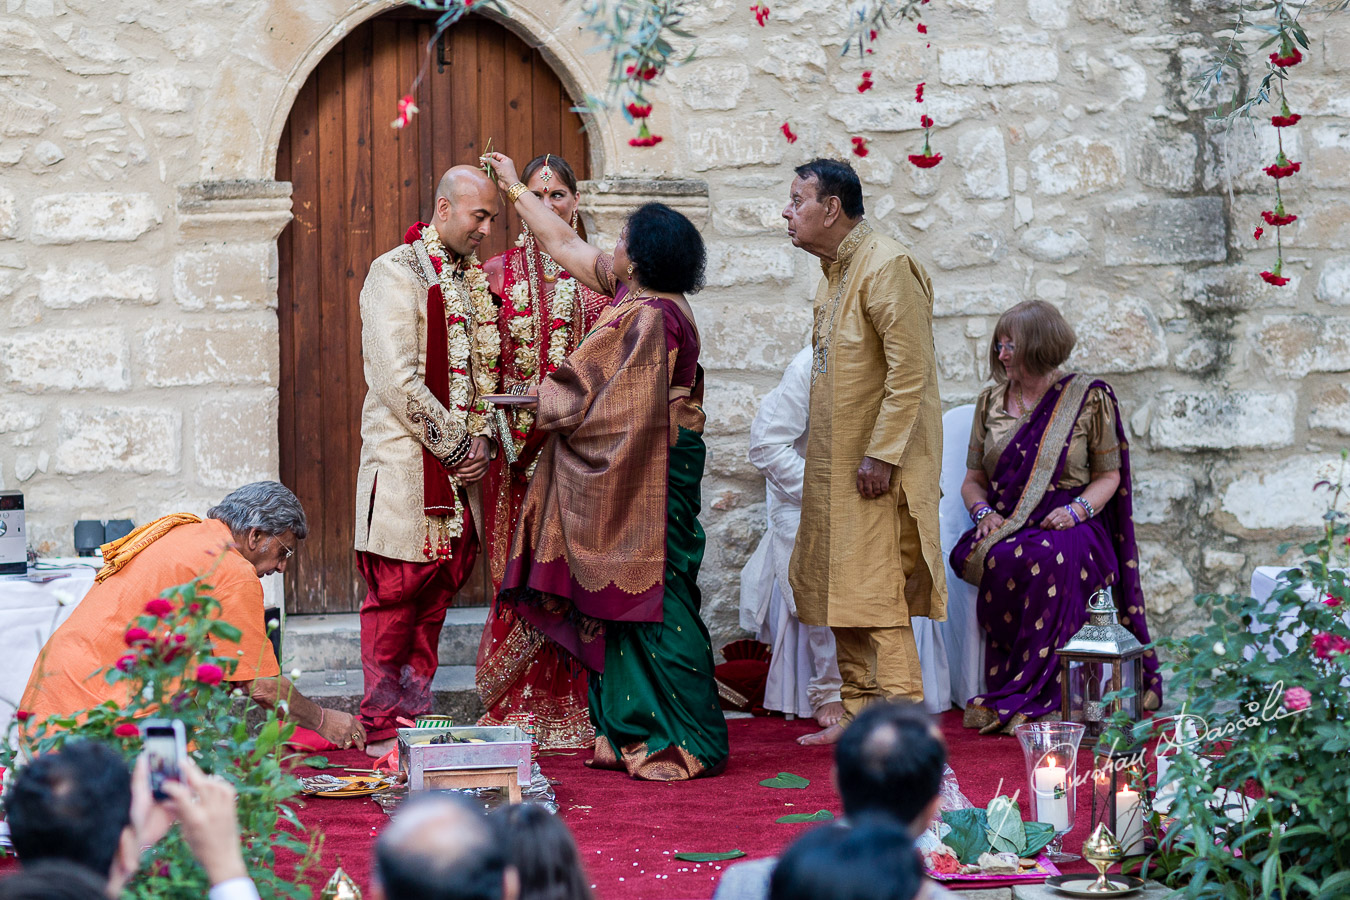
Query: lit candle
[
  {"left": 1033, "top": 755, "right": 1070, "bottom": 832},
  {"left": 1116, "top": 788, "right": 1146, "bottom": 854}
]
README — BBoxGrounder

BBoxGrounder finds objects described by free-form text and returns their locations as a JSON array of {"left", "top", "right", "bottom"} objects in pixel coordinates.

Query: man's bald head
[
  {"left": 432, "top": 165, "right": 500, "bottom": 258},
  {"left": 374, "top": 794, "right": 516, "bottom": 900}
]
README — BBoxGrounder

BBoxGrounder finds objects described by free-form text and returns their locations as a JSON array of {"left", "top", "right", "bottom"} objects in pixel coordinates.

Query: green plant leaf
[
  {"left": 673, "top": 850, "right": 747, "bottom": 862},
  {"left": 940, "top": 808, "right": 990, "bottom": 864},
  {"left": 759, "top": 772, "right": 810, "bottom": 789},
  {"left": 1023, "top": 821, "right": 1056, "bottom": 857},
  {"left": 776, "top": 809, "right": 835, "bottom": 824},
  {"left": 986, "top": 795, "right": 1027, "bottom": 855}
]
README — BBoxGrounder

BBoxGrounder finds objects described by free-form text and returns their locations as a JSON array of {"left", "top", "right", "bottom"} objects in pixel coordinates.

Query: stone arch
[{"left": 195, "top": 0, "right": 619, "bottom": 183}]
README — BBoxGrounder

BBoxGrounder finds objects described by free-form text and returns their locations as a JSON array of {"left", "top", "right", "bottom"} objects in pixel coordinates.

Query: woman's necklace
[{"left": 1013, "top": 370, "right": 1059, "bottom": 416}]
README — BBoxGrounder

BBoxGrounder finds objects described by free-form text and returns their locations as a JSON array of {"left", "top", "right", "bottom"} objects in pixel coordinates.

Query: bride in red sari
[{"left": 476, "top": 155, "right": 609, "bottom": 749}]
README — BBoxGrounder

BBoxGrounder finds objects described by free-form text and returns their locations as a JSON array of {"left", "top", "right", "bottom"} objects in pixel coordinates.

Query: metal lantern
[
  {"left": 1058, "top": 589, "right": 1147, "bottom": 742},
  {"left": 1091, "top": 747, "right": 1151, "bottom": 857}
]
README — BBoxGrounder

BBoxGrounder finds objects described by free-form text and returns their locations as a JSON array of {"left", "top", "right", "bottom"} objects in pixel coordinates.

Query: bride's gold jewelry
[
  {"left": 507, "top": 182, "right": 529, "bottom": 204},
  {"left": 539, "top": 154, "right": 553, "bottom": 185},
  {"left": 570, "top": 209, "right": 579, "bottom": 232}
]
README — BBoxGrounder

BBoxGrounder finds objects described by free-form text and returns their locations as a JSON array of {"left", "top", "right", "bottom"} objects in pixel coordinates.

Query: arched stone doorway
[{"left": 275, "top": 9, "right": 591, "bottom": 614}]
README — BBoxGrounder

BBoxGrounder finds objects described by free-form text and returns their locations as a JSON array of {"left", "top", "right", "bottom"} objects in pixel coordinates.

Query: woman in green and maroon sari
[
  {"left": 481, "top": 152, "right": 728, "bottom": 780},
  {"left": 952, "top": 301, "right": 1161, "bottom": 735}
]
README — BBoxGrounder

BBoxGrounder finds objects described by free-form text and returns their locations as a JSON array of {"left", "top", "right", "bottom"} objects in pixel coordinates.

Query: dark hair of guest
[
  {"left": 495, "top": 803, "right": 594, "bottom": 900},
  {"left": 794, "top": 159, "right": 865, "bottom": 219},
  {"left": 625, "top": 202, "right": 706, "bottom": 295},
  {"left": 521, "top": 155, "right": 580, "bottom": 196},
  {"left": 834, "top": 700, "right": 948, "bottom": 827},
  {"left": 0, "top": 861, "right": 110, "bottom": 900},
  {"left": 768, "top": 818, "right": 924, "bottom": 900},
  {"left": 989, "top": 299, "right": 1077, "bottom": 379},
  {"left": 4, "top": 740, "right": 132, "bottom": 879},
  {"left": 374, "top": 794, "right": 508, "bottom": 900}
]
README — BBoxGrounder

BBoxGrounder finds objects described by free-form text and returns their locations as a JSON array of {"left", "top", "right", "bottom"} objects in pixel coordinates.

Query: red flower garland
[
  {"left": 1254, "top": 227, "right": 1264, "bottom": 240},
  {"left": 1264, "top": 159, "right": 1301, "bottom": 179},
  {"left": 1262, "top": 210, "right": 1298, "bottom": 227},
  {"left": 857, "top": 70, "right": 874, "bottom": 93},
  {"left": 781, "top": 122, "right": 798, "bottom": 143},
  {"left": 1271, "top": 113, "right": 1302, "bottom": 127},
  {"left": 751, "top": 3, "right": 769, "bottom": 26},
  {"left": 851, "top": 136, "right": 870, "bottom": 157},
  {"left": 626, "top": 102, "right": 652, "bottom": 118},
  {"left": 626, "top": 64, "right": 659, "bottom": 80},
  {"left": 908, "top": 152, "right": 943, "bottom": 168},
  {"left": 1269, "top": 47, "right": 1303, "bottom": 68},
  {"left": 1260, "top": 270, "right": 1291, "bottom": 286}
]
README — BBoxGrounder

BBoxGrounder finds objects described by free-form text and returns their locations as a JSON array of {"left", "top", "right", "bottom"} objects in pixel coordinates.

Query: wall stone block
[
  {"left": 686, "top": 113, "right": 786, "bottom": 171},
  {"left": 1203, "top": 124, "right": 1302, "bottom": 194},
  {"left": 1220, "top": 455, "right": 1347, "bottom": 532},
  {"left": 30, "top": 192, "right": 161, "bottom": 243},
  {"left": 1133, "top": 467, "right": 1196, "bottom": 525},
  {"left": 37, "top": 262, "right": 157, "bottom": 307},
  {"left": 696, "top": 301, "right": 810, "bottom": 372},
  {"left": 54, "top": 406, "right": 181, "bottom": 475},
  {"left": 704, "top": 242, "right": 796, "bottom": 287},
  {"left": 0, "top": 87, "right": 59, "bottom": 136},
  {"left": 1067, "top": 293, "right": 1168, "bottom": 373},
  {"left": 933, "top": 320, "right": 976, "bottom": 382},
  {"left": 1, "top": 327, "right": 129, "bottom": 392},
  {"left": 193, "top": 393, "right": 278, "bottom": 488},
  {"left": 141, "top": 316, "right": 277, "bottom": 387},
  {"left": 1251, "top": 314, "right": 1350, "bottom": 378},
  {"left": 712, "top": 198, "right": 787, "bottom": 236},
  {"left": 1029, "top": 136, "right": 1124, "bottom": 195},
  {"left": 827, "top": 93, "right": 981, "bottom": 133},
  {"left": 939, "top": 45, "right": 1060, "bottom": 87},
  {"left": 754, "top": 37, "right": 828, "bottom": 84},
  {"left": 0, "top": 186, "right": 15, "bottom": 239},
  {"left": 1135, "top": 126, "right": 1198, "bottom": 192},
  {"left": 1019, "top": 225, "right": 1089, "bottom": 261},
  {"left": 934, "top": 283, "right": 1022, "bottom": 317},
  {"left": 1309, "top": 385, "right": 1350, "bottom": 435},
  {"left": 173, "top": 244, "right": 276, "bottom": 311},
  {"left": 1180, "top": 266, "right": 1283, "bottom": 311},
  {"left": 1315, "top": 256, "right": 1350, "bottom": 304},
  {"left": 703, "top": 380, "right": 765, "bottom": 434},
  {"left": 127, "top": 69, "right": 191, "bottom": 113},
  {"left": 1138, "top": 540, "right": 1194, "bottom": 617},
  {"left": 0, "top": 402, "right": 44, "bottom": 435},
  {"left": 1103, "top": 196, "right": 1226, "bottom": 266},
  {"left": 671, "top": 62, "right": 749, "bottom": 111},
  {"left": 1149, "top": 389, "right": 1295, "bottom": 450},
  {"left": 955, "top": 126, "right": 1010, "bottom": 200}
]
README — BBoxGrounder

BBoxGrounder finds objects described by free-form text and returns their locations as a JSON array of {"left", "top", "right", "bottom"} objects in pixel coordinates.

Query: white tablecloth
[{"left": 0, "top": 558, "right": 100, "bottom": 733}]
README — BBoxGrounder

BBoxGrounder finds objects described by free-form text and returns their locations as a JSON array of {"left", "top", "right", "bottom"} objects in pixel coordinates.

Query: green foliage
[
  {"left": 1105, "top": 452, "right": 1350, "bottom": 899},
  {"left": 577, "top": 0, "right": 694, "bottom": 121},
  {"left": 2, "top": 556, "right": 322, "bottom": 900},
  {"left": 1191, "top": 0, "right": 1316, "bottom": 122}
]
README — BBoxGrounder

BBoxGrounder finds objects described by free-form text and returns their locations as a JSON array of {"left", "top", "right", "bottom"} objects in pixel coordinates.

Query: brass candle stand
[{"left": 1082, "top": 823, "right": 1126, "bottom": 893}]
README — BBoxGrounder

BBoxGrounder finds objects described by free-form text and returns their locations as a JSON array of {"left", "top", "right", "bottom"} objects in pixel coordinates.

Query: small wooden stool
[{"left": 423, "top": 766, "right": 522, "bottom": 804}]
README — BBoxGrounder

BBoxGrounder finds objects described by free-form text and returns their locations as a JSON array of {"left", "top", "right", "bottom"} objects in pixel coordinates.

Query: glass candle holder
[{"left": 1015, "top": 720, "right": 1086, "bottom": 862}]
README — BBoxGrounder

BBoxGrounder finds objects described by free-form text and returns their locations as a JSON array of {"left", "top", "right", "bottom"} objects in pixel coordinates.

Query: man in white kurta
[{"left": 740, "top": 347, "right": 844, "bottom": 724}]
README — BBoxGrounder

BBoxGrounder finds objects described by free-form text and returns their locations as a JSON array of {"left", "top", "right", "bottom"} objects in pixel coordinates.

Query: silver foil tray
[{"left": 397, "top": 725, "right": 532, "bottom": 789}]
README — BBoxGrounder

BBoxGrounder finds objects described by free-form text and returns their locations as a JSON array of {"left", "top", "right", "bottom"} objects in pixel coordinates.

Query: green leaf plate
[
  {"left": 776, "top": 809, "right": 835, "bottom": 824},
  {"left": 673, "top": 850, "right": 748, "bottom": 862},
  {"left": 759, "top": 772, "right": 811, "bottom": 789}
]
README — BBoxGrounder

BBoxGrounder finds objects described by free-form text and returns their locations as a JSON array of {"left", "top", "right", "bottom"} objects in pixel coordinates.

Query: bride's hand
[{"left": 481, "top": 152, "right": 520, "bottom": 191}]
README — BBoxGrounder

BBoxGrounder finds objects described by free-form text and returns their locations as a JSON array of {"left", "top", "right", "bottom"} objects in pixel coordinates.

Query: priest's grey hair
[{"left": 207, "top": 481, "right": 308, "bottom": 539}]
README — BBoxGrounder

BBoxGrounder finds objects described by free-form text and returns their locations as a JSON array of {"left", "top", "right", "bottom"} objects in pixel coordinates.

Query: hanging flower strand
[
  {"left": 908, "top": 83, "right": 942, "bottom": 168},
  {"left": 388, "top": 0, "right": 508, "bottom": 130},
  {"left": 751, "top": 2, "right": 770, "bottom": 26},
  {"left": 1258, "top": 34, "right": 1305, "bottom": 287}
]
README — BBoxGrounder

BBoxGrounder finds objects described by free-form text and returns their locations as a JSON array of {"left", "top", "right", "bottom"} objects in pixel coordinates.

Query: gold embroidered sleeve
[
  {"left": 593, "top": 252, "right": 617, "bottom": 298},
  {"left": 1084, "top": 386, "right": 1121, "bottom": 474},
  {"left": 360, "top": 253, "right": 471, "bottom": 462}
]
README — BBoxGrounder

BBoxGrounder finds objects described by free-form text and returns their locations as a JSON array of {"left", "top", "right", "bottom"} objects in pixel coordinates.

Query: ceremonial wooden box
[{"left": 397, "top": 725, "right": 532, "bottom": 802}]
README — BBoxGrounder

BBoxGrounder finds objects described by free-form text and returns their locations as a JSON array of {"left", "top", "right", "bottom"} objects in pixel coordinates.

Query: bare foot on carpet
[
  {"left": 365, "top": 737, "right": 397, "bottom": 759},
  {"left": 814, "top": 701, "right": 845, "bottom": 729},
  {"left": 797, "top": 723, "right": 845, "bottom": 746}
]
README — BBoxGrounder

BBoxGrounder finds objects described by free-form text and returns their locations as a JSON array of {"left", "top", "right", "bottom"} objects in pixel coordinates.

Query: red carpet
[{"left": 299, "top": 710, "right": 1097, "bottom": 899}]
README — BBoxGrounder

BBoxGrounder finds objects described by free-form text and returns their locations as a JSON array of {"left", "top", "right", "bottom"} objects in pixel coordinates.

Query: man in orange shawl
[{"left": 17, "top": 482, "right": 367, "bottom": 750}]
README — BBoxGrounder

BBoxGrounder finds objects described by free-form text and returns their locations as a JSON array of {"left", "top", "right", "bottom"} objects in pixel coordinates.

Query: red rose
[
  {"left": 115, "top": 654, "right": 137, "bottom": 672},
  {"left": 15, "top": 710, "right": 32, "bottom": 722},
  {"left": 1264, "top": 160, "right": 1301, "bottom": 179},
  {"left": 1271, "top": 113, "right": 1302, "bottom": 127},
  {"left": 857, "top": 71, "right": 874, "bottom": 93},
  {"left": 781, "top": 122, "right": 799, "bottom": 144},
  {"left": 1269, "top": 47, "right": 1303, "bottom": 68},
  {"left": 920, "top": 114, "right": 934, "bottom": 128},
  {"left": 124, "top": 626, "right": 152, "bottom": 646},
  {"left": 1326, "top": 594, "right": 1343, "bottom": 608},
  {"left": 145, "top": 598, "right": 174, "bottom": 618},
  {"left": 627, "top": 135, "right": 663, "bottom": 147},
  {"left": 114, "top": 723, "right": 140, "bottom": 738},
  {"left": 851, "top": 136, "right": 870, "bottom": 157},
  {"left": 869, "top": 29, "right": 878, "bottom": 41},
  {"left": 626, "top": 102, "right": 653, "bottom": 119},
  {"left": 908, "top": 152, "right": 943, "bottom": 169},
  {"left": 1254, "top": 227, "right": 1264, "bottom": 240},
  {"left": 1260, "top": 270, "right": 1290, "bottom": 286},
  {"left": 1261, "top": 210, "right": 1297, "bottom": 227},
  {"left": 196, "top": 663, "right": 225, "bottom": 686},
  {"left": 915, "top": 82, "right": 926, "bottom": 103},
  {"left": 917, "top": 23, "right": 927, "bottom": 33}
]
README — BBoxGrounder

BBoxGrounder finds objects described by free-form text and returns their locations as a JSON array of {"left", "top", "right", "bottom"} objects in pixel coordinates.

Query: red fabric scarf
[{"left": 404, "top": 222, "right": 457, "bottom": 518}]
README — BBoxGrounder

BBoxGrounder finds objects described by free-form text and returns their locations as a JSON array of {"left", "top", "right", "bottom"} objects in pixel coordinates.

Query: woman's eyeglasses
[{"left": 995, "top": 342, "right": 1017, "bottom": 355}]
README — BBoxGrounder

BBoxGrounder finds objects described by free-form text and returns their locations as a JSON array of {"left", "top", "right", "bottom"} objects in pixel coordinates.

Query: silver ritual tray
[{"left": 397, "top": 725, "right": 533, "bottom": 790}]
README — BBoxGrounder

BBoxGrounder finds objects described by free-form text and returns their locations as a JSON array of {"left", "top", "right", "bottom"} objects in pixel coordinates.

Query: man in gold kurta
[{"left": 783, "top": 159, "right": 947, "bottom": 745}]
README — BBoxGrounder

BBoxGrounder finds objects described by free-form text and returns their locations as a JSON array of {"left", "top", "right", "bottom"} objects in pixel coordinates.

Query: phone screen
[{"left": 142, "top": 722, "right": 184, "bottom": 801}]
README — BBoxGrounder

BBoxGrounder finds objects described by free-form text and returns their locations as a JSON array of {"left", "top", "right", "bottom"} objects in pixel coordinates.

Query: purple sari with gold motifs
[{"left": 950, "top": 374, "right": 1162, "bottom": 726}]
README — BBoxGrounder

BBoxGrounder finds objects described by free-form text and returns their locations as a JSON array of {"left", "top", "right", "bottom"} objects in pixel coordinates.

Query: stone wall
[{"left": 2, "top": 0, "right": 1348, "bottom": 654}]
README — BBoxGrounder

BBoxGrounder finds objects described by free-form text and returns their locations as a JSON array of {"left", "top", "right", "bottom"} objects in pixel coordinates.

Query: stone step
[
  {"left": 292, "top": 664, "right": 485, "bottom": 725},
  {"left": 281, "top": 606, "right": 489, "bottom": 672}
]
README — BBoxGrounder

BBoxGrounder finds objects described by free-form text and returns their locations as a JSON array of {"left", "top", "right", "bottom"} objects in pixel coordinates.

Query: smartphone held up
[{"left": 141, "top": 718, "right": 187, "bottom": 801}]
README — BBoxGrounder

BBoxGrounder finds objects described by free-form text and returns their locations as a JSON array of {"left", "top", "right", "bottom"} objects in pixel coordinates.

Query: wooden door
[{"left": 276, "top": 10, "right": 591, "bottom": 614}]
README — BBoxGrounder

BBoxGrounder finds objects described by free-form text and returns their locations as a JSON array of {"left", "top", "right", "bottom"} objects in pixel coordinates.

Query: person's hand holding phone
[{"left": 160, "top": 757, "right": 250, "bottom": 887}]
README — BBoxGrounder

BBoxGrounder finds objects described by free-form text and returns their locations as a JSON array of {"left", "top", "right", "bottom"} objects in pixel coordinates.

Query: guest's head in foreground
[
  {"left": 207, "top": 480, "right": 308, "bottom": 577},
  {"left": 835, "top": 700, "right": 948, "bottom": 836},
  {"left": 0, "top": 862, "right": 111, "bottom": 900},
  {"left": 768, "top": 817, "right": 923, "bottom": 900},
  {"left": 4, "top": 740, "right": 134, "bottom": 887},
  {"left": 987, "top": 299, "right": 1076, "bottom": 384},
  {"left": 495, "top": 802, "right": 594, "bottom": 900},
  {"left": 432, "top": 165, "right": 501, "bottom": 258},
  {"left": 521, "top": 155, "right": 583, "bottom": 230},
  {"left": 615, "top": 202, "right": 706, "bottom": 296},
  {"left": 374, "top": 793, "right": 519, "bottom": 900},
  {"left": 783, "top": 158, "right": 865, "bottom": 262}
]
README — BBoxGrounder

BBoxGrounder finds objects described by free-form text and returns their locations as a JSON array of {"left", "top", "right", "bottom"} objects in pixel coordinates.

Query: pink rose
[
  {"left": 124, "top": 627, "right": 152, "bottom": 646},
  {"left": 113, "top": 723, "right": 139, "bottom": 738},
  {"left": 145, "top": 598, "right": 174, "bottom": 617},
  {"left": 115, "top": 654, "right": 137, "bottom": 672},
  {"left": 1311, "top": 632, "right": 1350, "bottom": 659},
  {"left": 1283, "top": 686, "right": 1311, "bottom": 711},
  {"left": 196, "top": 663, "right": 225, "bottom": 686},
  {"left": 1325, "top": 594, "right": 1342, "bottom": 609}
]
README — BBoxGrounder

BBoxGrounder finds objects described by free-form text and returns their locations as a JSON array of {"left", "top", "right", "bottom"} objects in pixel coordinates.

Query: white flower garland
[{"left": 547, "top": 277, "right": 577, "bottom": 372}]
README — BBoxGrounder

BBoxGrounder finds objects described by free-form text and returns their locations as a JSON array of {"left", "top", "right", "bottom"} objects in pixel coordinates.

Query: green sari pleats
[{"left": 587, "top": 427, "right": 730, "bottom": 781}]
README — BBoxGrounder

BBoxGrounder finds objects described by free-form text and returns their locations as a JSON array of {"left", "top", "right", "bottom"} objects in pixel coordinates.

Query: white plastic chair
[{"left": 932, "top": 403, "right": 986, "bottom": 710}]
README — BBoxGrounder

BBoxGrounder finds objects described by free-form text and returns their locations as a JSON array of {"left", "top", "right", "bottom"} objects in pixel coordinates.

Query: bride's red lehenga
[{"left": 475, "top": 232, "right": 609, "bottom": 749}]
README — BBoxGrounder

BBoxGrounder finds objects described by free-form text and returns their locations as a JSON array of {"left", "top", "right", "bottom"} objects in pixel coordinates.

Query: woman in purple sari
[{"left": 951, "top": 301, "right": 1161, "bottom": 735}]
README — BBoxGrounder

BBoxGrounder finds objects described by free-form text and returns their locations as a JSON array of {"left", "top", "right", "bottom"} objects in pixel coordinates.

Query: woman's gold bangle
[{"left": 507, "top": 182, "right": 529, "bottom": 204}]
